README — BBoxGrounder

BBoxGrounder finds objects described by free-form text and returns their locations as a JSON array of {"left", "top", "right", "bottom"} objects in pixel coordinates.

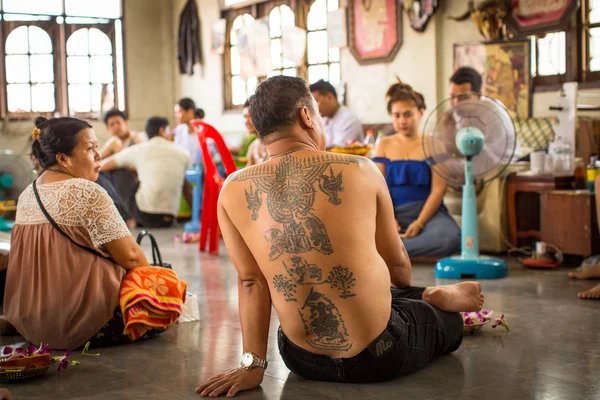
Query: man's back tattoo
[{"left": 234, "top": 153, "right": 365, "bottom": 352}]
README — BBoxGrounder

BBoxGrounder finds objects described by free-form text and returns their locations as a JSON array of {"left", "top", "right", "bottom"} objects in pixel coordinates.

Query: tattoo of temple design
[
  {"left": 231, "top": 153, "right": 362, "bottom": 260},
  {"left": 298, "top": 288, "right": 352, "bottom": 351}
]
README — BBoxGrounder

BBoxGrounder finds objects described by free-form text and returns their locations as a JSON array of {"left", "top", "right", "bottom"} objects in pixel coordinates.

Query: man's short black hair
[
  {"left": 103, "top": 108, "right": 128, "bottom": 125},
  {"left": 145, "top": 116, "right": 169, "bottom": 139},
  {"left": 249, "top": 76, "right": 315, "bottom": 140},
  {"left": 450, "top": 67, "right": 482, "bottom": 93},
  {"left": 309, "top": 79, "right": 337, "bottom": 98},
  {"left": 243, "top": 99, "right": 250, "bottom": 108}
]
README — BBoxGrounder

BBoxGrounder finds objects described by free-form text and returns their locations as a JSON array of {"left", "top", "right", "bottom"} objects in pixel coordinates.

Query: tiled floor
[{"left": 2, "top": 228, "right": 600, "bottom": 399}]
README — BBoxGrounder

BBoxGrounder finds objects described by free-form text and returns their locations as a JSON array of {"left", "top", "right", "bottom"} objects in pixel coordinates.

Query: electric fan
[
  {"left": 422, "top": 94, "right": 517, "bottom": 279},
  {"left": 0, "top": 150, "right": 34, "bottom": 231}
]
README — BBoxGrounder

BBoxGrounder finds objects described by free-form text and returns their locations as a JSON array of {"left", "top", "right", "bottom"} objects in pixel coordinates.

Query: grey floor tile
[{"left": 3, "top": 227, "right": 600, "bottom": 400}]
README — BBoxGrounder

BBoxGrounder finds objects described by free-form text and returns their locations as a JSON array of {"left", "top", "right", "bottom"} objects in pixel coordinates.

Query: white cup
[{"left": 530, "top": 151, "right": 546, "bottom": 175}]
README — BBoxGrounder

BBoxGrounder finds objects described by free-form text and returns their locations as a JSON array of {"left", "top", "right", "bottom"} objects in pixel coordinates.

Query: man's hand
[
  {"left": 402, "top": 221, "right": 422, "bottom": 238},
  {"left": 196, "top": 368, "right": 264, "bottom": 398},
  {"left": 0, "top": 388, "right": 13, "bottom": 400}
]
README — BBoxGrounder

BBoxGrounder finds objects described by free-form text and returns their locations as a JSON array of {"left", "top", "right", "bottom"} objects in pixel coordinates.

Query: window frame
[
  {"left": 532, "top": 1, "right": 600, "bottom": 91},
  {"left": 0, "top": 0, "right": 125, "bottom": 120},
  {"left": 223, "top": 0, "right": 326, "bottom": 111}
]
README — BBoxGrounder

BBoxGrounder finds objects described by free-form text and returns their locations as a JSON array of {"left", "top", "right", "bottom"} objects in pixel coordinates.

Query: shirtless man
[
  {"left": 99, "top": 108, "right": 146, "bottom": 159},
  {"left": 196, "top": 76, "right": 484, "bottom": 398},
  {"left": 568, "top": 176, "right": 600, "bottom": 299}
]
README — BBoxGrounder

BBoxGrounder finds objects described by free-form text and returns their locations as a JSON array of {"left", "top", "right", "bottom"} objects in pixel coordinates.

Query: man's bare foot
[
  {"left": 422, "top": 282, "right": 484, "bottom": 312},
  {"left": 0, "top": 315, "right": 16, "bottom": 336},
  {"left": 569, "top": 263, "right": 600, "bottom": 280},
  {"left": 578, "top": 283, "right": 600, "bottom": 300}
]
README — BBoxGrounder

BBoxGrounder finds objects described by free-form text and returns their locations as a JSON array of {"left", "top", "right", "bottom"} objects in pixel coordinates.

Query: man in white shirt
[
  {"left": 102, "top": 117, "right": 191, "bottom": 228},
  {"left": 309, "top": 79, "right": 364, "bottom": 147},
  {"left": 449, "top": 67, "right": 523, "bottom": 160}
]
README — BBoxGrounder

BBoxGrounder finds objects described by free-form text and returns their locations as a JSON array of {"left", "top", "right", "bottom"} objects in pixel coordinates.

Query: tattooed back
[{"left": 219, "top": 150, "right": 395, "bottom": 358}]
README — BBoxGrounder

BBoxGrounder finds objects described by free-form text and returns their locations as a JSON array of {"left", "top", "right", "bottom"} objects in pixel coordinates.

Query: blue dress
[{"left": 372, "top": 157, "right": 460, "bottom": 258}]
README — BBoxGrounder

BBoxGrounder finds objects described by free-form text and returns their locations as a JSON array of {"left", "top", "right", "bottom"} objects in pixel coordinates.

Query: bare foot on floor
[
  {"left": 569, "top": 263, "right": 600, "bottom": 280},
  {"left": 578, "top": 283, "right": 600, "bottom": 300},
  {"left": 0, "top": 315, "right": 16, "bottom": 336},
  {"left": 422, "top": 282, "right": 484, "bottom": 312}
]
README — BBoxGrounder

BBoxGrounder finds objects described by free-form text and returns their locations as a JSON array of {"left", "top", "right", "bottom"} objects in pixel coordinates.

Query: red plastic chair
[{"left": 192, "top": 120, "right": 237, "bottom": 255}]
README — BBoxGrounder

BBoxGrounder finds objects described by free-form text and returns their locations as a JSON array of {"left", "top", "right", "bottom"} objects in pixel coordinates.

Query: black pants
[
  {"left": 126, "top": 184, "right": 174, "bottom": 228},
  {"left": 278, "top": 286, "right": 464, "bottom": 383},
  {"left": 96, "top": 172, "right": 130, "bottom": 220}
]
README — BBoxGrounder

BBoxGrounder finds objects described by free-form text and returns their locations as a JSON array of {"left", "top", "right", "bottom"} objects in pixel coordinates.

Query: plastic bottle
[
  {"left": 587, "top": 155, "right": 598, "bottom": 193},
  {"left": 363, "top": 130, "right": 374, "bottom": 146}
]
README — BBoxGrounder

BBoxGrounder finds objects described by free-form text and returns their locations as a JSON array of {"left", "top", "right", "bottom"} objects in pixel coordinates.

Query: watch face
[{"left": 241, "top": 353, "right": 254, "bottom": 368}]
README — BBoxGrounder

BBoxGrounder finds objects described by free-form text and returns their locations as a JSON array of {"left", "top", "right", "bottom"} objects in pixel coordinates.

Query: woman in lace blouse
[{"left": 0, "top": 117, "right": 156, "bottom": 350}]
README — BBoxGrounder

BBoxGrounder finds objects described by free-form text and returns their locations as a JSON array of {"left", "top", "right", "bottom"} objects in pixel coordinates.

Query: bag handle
[
  {"left": 135, "top": 230, "right": 164, "bottom": 266},
  {"left": 32, "top": 179, "right": 116, "bottom": 264}
]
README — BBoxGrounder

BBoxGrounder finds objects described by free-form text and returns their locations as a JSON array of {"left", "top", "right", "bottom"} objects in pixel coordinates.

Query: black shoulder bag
[{"left": 135, "top": 230, "right": 171, "bottom": 269}]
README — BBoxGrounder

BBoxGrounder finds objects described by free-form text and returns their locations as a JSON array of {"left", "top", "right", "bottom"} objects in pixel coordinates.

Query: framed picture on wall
[
  {"left": 348, "top": 0, "right": 403, "bottom": 65},
  {"left": 504, "top": 0, "right": 579, "bottom": 37},
  {"left": 454, "top": 40, "right": 532, "bottom": 119}
]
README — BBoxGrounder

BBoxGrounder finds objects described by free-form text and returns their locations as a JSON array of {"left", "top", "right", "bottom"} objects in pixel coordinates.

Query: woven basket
[
  {"left": 463, "top": 324, "right": 485, "bottom": 334},
  {"left": 0, "top": 356, "right": 50, "bottom": 383}
]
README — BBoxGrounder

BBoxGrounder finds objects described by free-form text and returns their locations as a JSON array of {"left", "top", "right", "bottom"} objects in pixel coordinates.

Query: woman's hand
[
  {"left": 395, "top": 220, "right": 402, "bottom": 233},
  {"left": 403, "top": 221, "right": 423, "bottom": 238},
  {"left": 196, "top": 368, "right": 264, "bottom": 398}
]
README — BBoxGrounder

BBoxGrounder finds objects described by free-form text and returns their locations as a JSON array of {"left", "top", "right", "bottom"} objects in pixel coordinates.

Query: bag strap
[
  {"left": 135, "top": 230, "right": 164, "bottom": 266},
  {"left": 32, "top": 179, "right": 116, "bottom": 264}
]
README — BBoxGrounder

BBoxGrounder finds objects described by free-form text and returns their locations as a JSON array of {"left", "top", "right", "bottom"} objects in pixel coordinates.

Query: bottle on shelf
[
  {"left": 574, "top": 157, "right": 586, "bottom": 189},
  {"left": 587, "top": 155, "right": 598, "bottom": 193}
]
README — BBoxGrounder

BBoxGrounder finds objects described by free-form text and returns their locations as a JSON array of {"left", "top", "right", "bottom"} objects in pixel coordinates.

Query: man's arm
[
  {"left": 100, "top": 146, "right": 137, "bottom": 172},
  {"left": 333, "top": 115, "right": 364, "bottom": 146},
  {"left": 99, "top": 137, "right": 121, "bottom": 160},
  {"left": 369, "top": 162, "right": 412, "bottom": 287},
  {"left": 196, "top": 188, "right": 270, "bottom": 397}
]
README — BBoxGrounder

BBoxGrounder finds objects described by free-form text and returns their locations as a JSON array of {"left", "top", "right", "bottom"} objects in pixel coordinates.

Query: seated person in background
[
  {"left": 373, "top": 80, "right": 461, "bottom": 258},
  {"left": 309, "top": 79, "right": 364, "bottom": 147},
  {"left": 449, "top": 67, "right": 523, "bottom": 160},
  {"left": 196, "top": 76, "right": 484, "bottom": 398},
  {"left": 102, "top": 117, "right": 191, "bottom": 228},
  {"left": 174, "top": 97, "right": 204, "bottom": 165},
  {"left": 568, "top": 176, "right": 600, "bottom": 299},
  {"left": 0, "top": 117, "right": 165, "bottom": 348},
  {"left": 244, "top": 99, "right": 267, "bottom": 166},
  {"left": 99, "top": 108, "right": 147, "bottom": 159}
]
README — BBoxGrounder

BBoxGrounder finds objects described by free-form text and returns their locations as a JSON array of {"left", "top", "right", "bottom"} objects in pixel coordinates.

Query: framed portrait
[
  {"left": 348, "top": 0, "right": 403, "bottom": 65},
  {"left": 504, "top": 0, "right": 579, "bottom": 37},
  {"left": 454, "top": 40, "right": 532, "bottom": 119}
]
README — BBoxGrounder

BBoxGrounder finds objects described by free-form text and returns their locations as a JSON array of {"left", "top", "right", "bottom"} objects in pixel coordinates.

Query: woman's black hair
[
  {"left": 386, "top": 78, "right": 426, "bottom": 113},
  {"left": 178, "top": 97, "right": 205, "bottom": 119},
  {"left": 31, "top": 116, "right": 92, "bottom": 170}
]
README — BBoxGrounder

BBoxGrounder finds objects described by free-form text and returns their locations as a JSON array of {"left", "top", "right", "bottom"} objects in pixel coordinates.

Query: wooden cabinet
[{"left": 540, "top": 191, "right": 600, "bottom": 257}]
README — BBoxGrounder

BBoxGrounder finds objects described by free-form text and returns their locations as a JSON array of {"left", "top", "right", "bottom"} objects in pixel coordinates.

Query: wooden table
[
  {"left": 507, "top": 172, "right": 574, "bottom": 246},
  {"left": 540, "top": 190, "right": 600, "bottom": 257}
]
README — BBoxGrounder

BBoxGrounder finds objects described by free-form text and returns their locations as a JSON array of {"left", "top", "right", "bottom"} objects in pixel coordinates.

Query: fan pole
[{"left": 461, "top": 157, "right": 479, "bottom": 259}]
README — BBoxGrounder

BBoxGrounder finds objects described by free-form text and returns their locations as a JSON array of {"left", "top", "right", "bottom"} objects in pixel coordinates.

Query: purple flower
[
  {"left": 58, "top": 358, "right": 69, "bottom": 371},
  {"left": 464, "top": 317, "right": 473, "bottom": 325},
  {"left": 2, "top": 346, "right": 12, "bottom": 356},
  {"left": 37, "top": 344, "right": 51, "bottom": 355}
]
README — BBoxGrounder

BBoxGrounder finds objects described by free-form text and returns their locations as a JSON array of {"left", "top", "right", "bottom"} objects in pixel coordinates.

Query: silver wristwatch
[{"left": 240, "top": 352, "right": 268, "bottom": 370}]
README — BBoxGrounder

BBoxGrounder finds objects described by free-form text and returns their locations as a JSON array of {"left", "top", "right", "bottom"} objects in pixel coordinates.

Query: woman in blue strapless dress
[{"left": 373, "top": 81, "right": 460, "bottom": 258}]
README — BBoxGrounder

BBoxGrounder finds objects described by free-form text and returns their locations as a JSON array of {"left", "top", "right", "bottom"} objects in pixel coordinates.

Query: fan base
[{"left": 435, "top": 256, "right": 508, "bottom": 280}]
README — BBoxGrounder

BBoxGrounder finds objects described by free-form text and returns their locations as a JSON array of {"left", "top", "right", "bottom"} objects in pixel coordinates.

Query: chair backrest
[{"left": 191, "top": 120, "right": 237, "bottom": 178}]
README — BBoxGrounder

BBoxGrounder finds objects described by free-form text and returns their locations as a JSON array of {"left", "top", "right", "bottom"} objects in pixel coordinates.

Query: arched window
[
  {"left": 5, "top": 25, "right": 55, "bottom": 113},
  {"left": 268, "top": 4, "right": 296, "bottom": 77},
  {"left": 307, "top": 0, "right": 340, "bottom": 84},
  {"left": 230, "top": 13, "right": 257, "bottom": 106},
  {"left": 66, "top": 28, "right": 114, "bottom": 114}
]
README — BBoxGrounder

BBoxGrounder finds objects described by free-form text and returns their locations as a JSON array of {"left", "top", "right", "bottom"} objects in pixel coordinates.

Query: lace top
[{"left": 16, "top": 178, "right": 131, "bottom": 248}]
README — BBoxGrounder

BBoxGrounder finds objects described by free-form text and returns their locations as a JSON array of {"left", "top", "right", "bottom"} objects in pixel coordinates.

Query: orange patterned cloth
[{"left": 119, "top": 267, "right": 187, "bottom": 340}]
